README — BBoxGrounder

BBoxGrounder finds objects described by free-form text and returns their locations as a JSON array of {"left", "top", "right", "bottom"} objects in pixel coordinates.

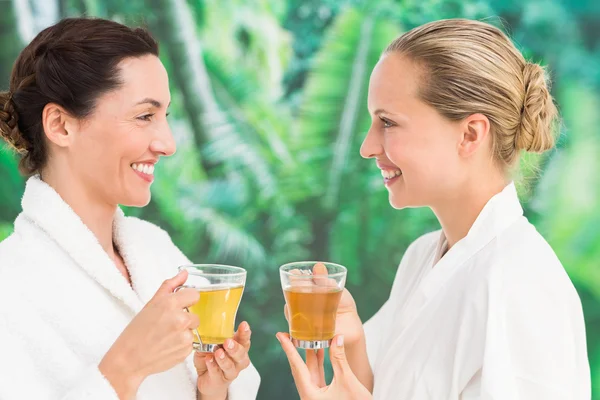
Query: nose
[
  {"left": 359, "top": 126, "right": 382, "bottom": 159},
  {"left": 150, "top": 122, "right": 176, "bottom": 157}
]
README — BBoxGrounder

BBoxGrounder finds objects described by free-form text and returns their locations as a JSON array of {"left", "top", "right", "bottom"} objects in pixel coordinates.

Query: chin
[
  {"left": 389, "top": 196, "right": 409, "bottom": 210},
  {"left": 121, "top": 192, "right": 152, "bottom": 208},
  {"left": 388, "top": 184, "right": 422, "bottom": 210}
]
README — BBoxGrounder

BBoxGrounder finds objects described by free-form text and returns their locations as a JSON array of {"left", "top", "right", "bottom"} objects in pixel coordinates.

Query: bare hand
[
  {"left": 276, "top": 333, "right": 372, "bottom": 400},
  {"left": 99, "top": 270, "right": 200, "bottom": 399},
  {"left": 195, "top": 322, "right": 253, "bottom": 399}
]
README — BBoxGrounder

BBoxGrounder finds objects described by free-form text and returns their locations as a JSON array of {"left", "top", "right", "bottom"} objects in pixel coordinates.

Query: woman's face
[
  {"left": 360, "top": 53, "right": 468, "bottom": 210},
  {"left": 66, "top": 55, "right": 175, "bottom": 207}
]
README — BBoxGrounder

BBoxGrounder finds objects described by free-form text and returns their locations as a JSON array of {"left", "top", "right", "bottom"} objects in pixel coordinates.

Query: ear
[
  {"left": 458, "top": 113, "right": 490, "bottom": 158},
  {"left": 42, "top": 103, "right": 77, "bottom": 148}
]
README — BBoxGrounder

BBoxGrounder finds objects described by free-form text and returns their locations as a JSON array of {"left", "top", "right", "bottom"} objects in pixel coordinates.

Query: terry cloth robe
[
  {"left": 363, "top": 182, "right": 590, "bottom": 399},
  {"left": 0, "top": 176, "right": 260, "bottom": 399}
]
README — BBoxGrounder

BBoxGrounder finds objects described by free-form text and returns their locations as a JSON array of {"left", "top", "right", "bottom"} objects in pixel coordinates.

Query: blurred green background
[{"left": 1, "top": 0, "right": 599, "bottom": 398}]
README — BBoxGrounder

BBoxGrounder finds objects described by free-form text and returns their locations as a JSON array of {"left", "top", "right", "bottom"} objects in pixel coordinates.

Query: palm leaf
[{"left": 532, "top": 82, "right": 600, "bottom": 298}]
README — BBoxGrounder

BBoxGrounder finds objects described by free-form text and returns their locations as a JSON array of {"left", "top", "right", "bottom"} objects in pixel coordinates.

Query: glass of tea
[
  {"left": 177, "top": 264, "right": 246, "bottom": 352},
  {"left": 280, "top": 261, "right": 347, "bottom": 349}
]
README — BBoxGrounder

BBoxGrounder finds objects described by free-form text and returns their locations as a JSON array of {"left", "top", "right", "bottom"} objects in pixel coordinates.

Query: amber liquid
[
  {"left": 283, "top": 286, "right": 343, "bottom": 341},
  {"left": 188, "top": 285, "right": 244, "bottom": 344}
]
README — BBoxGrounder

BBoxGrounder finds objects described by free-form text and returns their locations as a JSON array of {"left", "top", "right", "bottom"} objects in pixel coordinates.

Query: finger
[
  {"left": 316, "top": 349, "right": 326, "bottom": 387},
  {"left": 172, "top": 287, "right": 200, "bottom": 308},
  {"left": 223, "top": 338, "right": 250, "bottom": 367},
  {"left": 187, "top": 310, "right": 200, "bottom": 330},
  {"left": 312, "top": 262, "right": 337, "bottom": 288},
  {"left": 232, "top": 321, "right": 252, "bottom": 349},
  {"left": 306, "top": 349, "right": 326, "bottom": 388},
  {"left": 214, "top": 348, "right": 238, "bottom": 381},
  {"left": 194, "top": 351, "right": 209, "bottom": 374},
  {"left": 153, "top": 269, "right": 188, "bottom": 298},
  {"left": 289, "top": 269, "right": 313, "bottom": 287},
  {"left": 276, "top": 332, "right": 314, "bottom": 396},
  {"left": 313, "top": 262, "right": 327, "bottom": 275},
  {"left": 205, "top": 354, "right": 225, "bottom": 382},
  {"left": 329, "top": 335, "right": 352, "bottom": 378}
]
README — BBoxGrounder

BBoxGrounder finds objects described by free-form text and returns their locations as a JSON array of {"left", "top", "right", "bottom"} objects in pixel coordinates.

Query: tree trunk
[
  {"left": 144, "top": 0, "right": 226, "bottom": 175},
  {"left": 1, "top": 1, "right": 23, "bottom": 88}
]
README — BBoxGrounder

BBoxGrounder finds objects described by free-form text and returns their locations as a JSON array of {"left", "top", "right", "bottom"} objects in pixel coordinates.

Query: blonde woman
[
  {"left": 0, "top": 18, "right": 259, "bottom": 399},
  {"left": 277, "top": 19, "right": 590, "bottom": 399}
]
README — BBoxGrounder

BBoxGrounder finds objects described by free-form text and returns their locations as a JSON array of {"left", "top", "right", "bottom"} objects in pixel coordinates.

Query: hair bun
[
  {"left": 516, "top": 63, "right": 558, "bottom": 153},
  {"left": 0, "top": 92, "right": 29, "bottom": 154}
]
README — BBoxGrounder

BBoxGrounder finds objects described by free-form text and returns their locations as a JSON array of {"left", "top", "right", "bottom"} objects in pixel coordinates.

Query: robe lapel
[
  {"left": 113, "top": 211, "right": 169, "bottom": 305},
  {"left": 21, "top": 176, "right": 145, "bottom": 313},
  {"left": 378, "top": 182, "right": 524, "bottom": 371}
]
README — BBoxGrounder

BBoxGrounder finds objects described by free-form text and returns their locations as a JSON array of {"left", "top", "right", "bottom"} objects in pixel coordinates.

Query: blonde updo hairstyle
[{"left": 385, "top": 19, "right": 559, "bottom": 168}]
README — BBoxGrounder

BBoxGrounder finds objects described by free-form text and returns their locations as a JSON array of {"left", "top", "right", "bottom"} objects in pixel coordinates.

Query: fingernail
[
  {"left": 227, "top": 340, "right": 234, "bottom": 350},
  {"left": 337, "top": 335, "right": 344, "bottom": 347},
  {"left": 219, "top": 351, "right": 225, "bottom": 359},
  {"left": 275, "top": 334, "right": 282, "bottom": 343},
  {"left": 243, "top": 322, "right": 250, "bottom": 332},
  {"left": 208, "top": 357, "right": 214, "bottom": 363}
]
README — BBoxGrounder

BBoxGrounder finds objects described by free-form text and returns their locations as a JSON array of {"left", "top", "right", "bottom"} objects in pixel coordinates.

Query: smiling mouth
[
  {"left": 381, "top": 168, "right": 402, "bottom": 180},
  {"left": 131, "top": 162, "right": 155, "bottom": 175}
]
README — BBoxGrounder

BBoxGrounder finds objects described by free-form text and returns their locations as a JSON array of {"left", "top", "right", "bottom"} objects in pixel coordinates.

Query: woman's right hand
[{"left": 99, "top": 270, "right": 200, "bottom": 399}]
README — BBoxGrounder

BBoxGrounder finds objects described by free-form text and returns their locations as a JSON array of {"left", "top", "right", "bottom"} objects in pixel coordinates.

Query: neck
[
  {"left": 41, "top": 168, "right": 118, "bottom": 257},
  {"left": 431, "top": 176, "right": 509, "bottom": 250}
]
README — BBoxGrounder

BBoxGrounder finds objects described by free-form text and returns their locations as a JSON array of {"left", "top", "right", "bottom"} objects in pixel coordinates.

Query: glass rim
[
  {"left": 178, "top": 264, "right": 247, "bottom": 277},
  {"left": 279, "top": 261, "right": 347, "bottom": 278}
]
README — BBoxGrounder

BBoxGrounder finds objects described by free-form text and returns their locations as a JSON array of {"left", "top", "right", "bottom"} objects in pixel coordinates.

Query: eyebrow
[{"left": 135, "top": 98, "right": 171, "bottom": 108}]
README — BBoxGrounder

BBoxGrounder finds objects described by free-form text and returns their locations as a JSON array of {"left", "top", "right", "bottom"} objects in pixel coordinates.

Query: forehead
[
  {"left": 117, "top": 55, "right": 169, "bottom": 98},
  {"left": 93, "top": 55, "right": 170, "bottom": 111},
  {"left": 368, "top": 53, "right": 421, "bottom": 112}
]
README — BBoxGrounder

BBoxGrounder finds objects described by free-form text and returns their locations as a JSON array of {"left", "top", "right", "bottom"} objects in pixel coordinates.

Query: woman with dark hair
[{"left": 0, "top": 18, "right": 259, "bottom": 400}]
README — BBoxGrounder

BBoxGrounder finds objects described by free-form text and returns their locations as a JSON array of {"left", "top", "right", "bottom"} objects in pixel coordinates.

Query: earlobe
[
  {"left": 42, "top": 103, "right": 72, "bottom": 148},
  {"left": 458, "top": 113, "right": 490, "bottom": 157}
]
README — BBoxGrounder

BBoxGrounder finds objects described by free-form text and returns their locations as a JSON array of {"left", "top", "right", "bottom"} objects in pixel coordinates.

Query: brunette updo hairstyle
[{"left": 0, "top": 17, "right": 159, "bottom": 176}]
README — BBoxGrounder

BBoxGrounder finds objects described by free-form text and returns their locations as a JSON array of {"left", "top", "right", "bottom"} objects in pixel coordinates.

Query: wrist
[
  {"left": 197, "top": 389, "right": 228, "bottom": 400},
  {"left": 99, "top": 349, "right": 144, "bottom": 399}
]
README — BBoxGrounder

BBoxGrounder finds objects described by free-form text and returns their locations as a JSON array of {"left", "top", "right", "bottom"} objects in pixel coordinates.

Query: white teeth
[
  {"left": 381, "top": 169, "right": 402, "bottom": 179},
  {"left": 131, "top": 163, "right": 155, "bottom": 175}
]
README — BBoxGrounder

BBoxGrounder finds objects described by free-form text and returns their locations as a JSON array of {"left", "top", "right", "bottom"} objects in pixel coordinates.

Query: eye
[
  {"left": 137, "top": 113, "right": 154, "bottom": 122},
  {"left": 380, "top": 117, "right": 394, "bottom": 128}
]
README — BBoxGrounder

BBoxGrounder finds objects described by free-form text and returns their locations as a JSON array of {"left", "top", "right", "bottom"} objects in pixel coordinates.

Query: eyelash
[
  {"left": 137, "top": 112, "right": 170, "bottom": 122},
  {"left": 380, "top": 117, "right": 394, "bottom": 128},
  {"left": 137, "top": 113, "right": 154, "bottom": 122}
]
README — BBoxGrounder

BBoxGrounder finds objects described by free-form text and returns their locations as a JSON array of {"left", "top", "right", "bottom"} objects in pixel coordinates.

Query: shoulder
[
  {"left": 488, "top": 218, "right": 584, "bottom": 320},
  {"left": 494, "top": 219, "right": 570, "bottom": 289}
]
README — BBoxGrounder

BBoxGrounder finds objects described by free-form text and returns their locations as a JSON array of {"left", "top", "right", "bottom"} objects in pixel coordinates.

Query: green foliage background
[{"left": 1, "top": 0, "right": 598, "bottom": 398}]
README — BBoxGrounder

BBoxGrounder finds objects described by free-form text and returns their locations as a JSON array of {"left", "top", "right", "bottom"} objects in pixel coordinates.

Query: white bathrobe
[
  {"left": 364, "top": 183, "right": 591, "bottom": 399},
  {"left": 0, "top": 176, "right": 260, "bottom": 399}
]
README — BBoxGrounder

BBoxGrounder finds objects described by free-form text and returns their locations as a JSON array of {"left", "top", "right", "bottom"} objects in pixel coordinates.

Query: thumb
[
  {"left": 153, "top": 269, "right": 188, "bottom": 299},
  {"left": 329, "top": 335, "right": 351, "bottom": 378}
]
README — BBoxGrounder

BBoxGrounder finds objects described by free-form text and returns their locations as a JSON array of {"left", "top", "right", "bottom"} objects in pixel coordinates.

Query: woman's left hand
[
  {"left": 195, "top": 321, "right": 252, "bottom": 400},
  {"left": 276, "top": 332, "right": 373, "bottom": 400}
]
